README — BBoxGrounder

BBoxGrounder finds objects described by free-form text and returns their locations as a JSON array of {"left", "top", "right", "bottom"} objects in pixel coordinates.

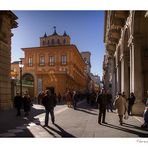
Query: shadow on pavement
[
  {"left": 101, "top": 123, "right": 148, "bottom": 137},
  {"left": 123, "top": 123, "right": 148, "bottom": 131},
  {"left": 0, "top": 105, "right": 45, "bottom": 137},
  {"left": 41, "top": 124, "right": 75, "bottom": 138},
  {"left": 76, "top": 108, "right": 98, "bottom": 116}
]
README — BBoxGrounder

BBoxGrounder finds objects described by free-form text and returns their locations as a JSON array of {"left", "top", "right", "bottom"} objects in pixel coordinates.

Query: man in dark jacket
[
  {"left": 97, "top": 89, "right": 108, "bottom": 124},
  {"left": 14, "top": 92, "right": 22, "bottom": 116},
  {"left": 42, "top": 90, "right": 57, "bottom": 126},
  {"left": 128, "top": 92, "right": 136, "bottom": 115}
]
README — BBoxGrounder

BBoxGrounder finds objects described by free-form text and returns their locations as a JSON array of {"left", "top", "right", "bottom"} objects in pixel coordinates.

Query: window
[
  {"left": 48, "top": 40, "right": 50, "bottom": 45},
  {"left": 57, "top": 39, "right": 60, "bottom": 44},
  {"left": 49, "top": 56, "right": 55, "bottom": 66},
  {"left": 42, "top": 40, "right": 45, "bottom": 46},
  {"left": 28, "top": 57, "right": 33, "bottom": 67},
  {"left": 63, "top": 39, "right": 66, "bottom": 45},
  {"left": 51, "top": 39, "right": 55, "bottom": 45},
  {"left": 39, "top": 55, "right": 45, "bottom": 66},
  {"left": 61, "top": 55, "right": 67, "bottom": 65}
]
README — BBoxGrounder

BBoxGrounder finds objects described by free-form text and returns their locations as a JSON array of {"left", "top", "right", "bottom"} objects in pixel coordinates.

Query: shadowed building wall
[{"left": 0, "top": 11, "right": 18, "bottom": 110}]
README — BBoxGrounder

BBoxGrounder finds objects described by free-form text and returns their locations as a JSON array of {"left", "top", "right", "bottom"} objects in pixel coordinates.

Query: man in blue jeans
[{"left": 42, "top": 90, "right": 57, "bottom": 126}]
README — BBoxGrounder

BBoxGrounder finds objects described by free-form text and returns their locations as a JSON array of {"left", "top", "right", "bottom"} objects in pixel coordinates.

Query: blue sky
[{"left": 11, "top": 11, "right": 105, "bottom": 79}]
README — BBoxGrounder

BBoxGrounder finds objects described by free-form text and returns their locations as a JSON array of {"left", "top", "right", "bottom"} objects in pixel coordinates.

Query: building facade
[
  {"left": 13, "top": 28, "right": 88, "bottom": 97},
  {"left": 0, "top": 11, "right": 18, "bottom": 110},
  {"left": 103, "top": 11, "right": 148, "bottom": 115}
]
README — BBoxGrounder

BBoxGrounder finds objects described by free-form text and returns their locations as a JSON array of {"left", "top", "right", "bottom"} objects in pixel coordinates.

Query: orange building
[{"left": 14, "top": 27, "right": 88, "bottom": 97}]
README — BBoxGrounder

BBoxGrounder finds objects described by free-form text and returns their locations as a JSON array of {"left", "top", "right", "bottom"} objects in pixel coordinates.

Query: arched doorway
[{"left": 22, "top": 73, "right": 34, "bottom": 98}]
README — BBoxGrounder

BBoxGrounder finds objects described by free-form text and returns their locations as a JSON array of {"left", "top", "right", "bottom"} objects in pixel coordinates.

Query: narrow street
[{"left": 0, "top": 100, "right": 147, "bottom": 138}]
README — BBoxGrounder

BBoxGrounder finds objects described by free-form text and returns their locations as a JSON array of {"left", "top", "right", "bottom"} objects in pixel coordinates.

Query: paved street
[{"left": 0, "top": 100, "right": 148, "bottom": 138}]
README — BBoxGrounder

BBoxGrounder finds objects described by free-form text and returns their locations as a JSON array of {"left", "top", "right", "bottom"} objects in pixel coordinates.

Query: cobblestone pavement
[{"left": 0, "top": 100, "right": 148, "bottom": 138}]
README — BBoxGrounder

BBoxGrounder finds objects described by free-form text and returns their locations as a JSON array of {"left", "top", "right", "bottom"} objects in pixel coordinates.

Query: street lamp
[{"left": 19, "top": 60, "right": 24, "bottom": 97}]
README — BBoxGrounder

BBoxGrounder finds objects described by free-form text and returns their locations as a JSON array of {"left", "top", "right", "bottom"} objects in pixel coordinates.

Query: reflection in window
[
  {"left": 39, "top": 55, "right": 45, "bottom": 66},
  {"left": 49, "top": 56, "right": 55, "bottom": 66},
  {"left": 61, "top": 55, "right": 67, "bottom": 65},
  {"left": 28, "top": 57, "right": 33, "bottom": 67}
]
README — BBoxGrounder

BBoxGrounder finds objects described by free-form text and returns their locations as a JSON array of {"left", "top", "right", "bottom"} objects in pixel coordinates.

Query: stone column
[
  {"left": 0, "top": 11, "right": 18, "bottom": 110},
  {"left": 121, "top": 54, "right": 130, "bottom": 98},
  {"left": 130, "top": 38, "right": 145, "bottom": 115},
  {"left": 116, "top": 61, "right": 121, "bottom": 94}
]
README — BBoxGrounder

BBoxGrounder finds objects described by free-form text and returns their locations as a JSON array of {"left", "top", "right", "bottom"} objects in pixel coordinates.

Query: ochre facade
[{"left": 20, "top": 29, "right": 87, "bottom": 97}]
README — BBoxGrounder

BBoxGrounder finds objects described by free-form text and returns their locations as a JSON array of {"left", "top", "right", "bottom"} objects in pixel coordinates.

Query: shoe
[
  {"left": 44, "top": 124, "right": 48, "bottom": 127},
  {"left": 102, "top": 121, "right": 108, "bottom": 124},
  {"left": 120, "top": 122, "right": 123, "bottom": 126},
  {"left": 98, "top": 121, "right": 102, "bottom": 125}
]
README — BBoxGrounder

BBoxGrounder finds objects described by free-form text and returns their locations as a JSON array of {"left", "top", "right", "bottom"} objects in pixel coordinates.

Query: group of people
[
  {"left": 96, "top": 89, "right": 136, "bottom": 126},
  {"left": 14, "top": 91, "right": 32, "bottom": 117},
  {"left": 14, "top": 88, "right": 148, "bottom": 129}
]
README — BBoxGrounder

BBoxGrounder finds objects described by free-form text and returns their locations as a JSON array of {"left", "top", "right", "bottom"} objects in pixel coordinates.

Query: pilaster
[{"left": 129, "top": 35, "right": 145, "bottom": 115}]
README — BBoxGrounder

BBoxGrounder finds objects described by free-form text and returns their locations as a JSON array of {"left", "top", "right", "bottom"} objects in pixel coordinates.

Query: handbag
[{"left": 124, "top": 111, "right": 128, "bottom": 120}]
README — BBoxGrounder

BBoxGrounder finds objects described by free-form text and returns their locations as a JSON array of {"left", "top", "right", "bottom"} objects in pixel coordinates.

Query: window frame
[
  {"left": 28, "top": 57, "right": 33, "bottom": 67},
  {"left": 49, "top": 56, "right": 55, "bottom": 66},
  {"left": 61, "top": 55, "right": 67, "bottom": 65},
  {"left": 39, "top": 55, "right": 45, "bottom": 66}
]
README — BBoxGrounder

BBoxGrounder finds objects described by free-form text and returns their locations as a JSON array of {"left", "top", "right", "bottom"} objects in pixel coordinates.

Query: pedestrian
[
  {"left": 58, "top": 92, "right": 62, "bottom": 103},
  {"left": 107, "top": 90, "right": 113, "bottom": 112},
  {"left": 73, "top": 91, "right": 78, "bottom": 110},
  {"left": 23, "top": 92, "right": 31, "bottom": 117},
  {"left": 114, "top": 92, "right": 128, "bottom": 125},
  {"left": 66, "top": 90, "right": 73, "bottom": 108},
  {"left": 144, "top": 90, "right": 148, "bottom": 105},
  {"left": 141, "top": 91, "right": 148, "bottom": 128},
  {"left": 90, "top": 91, "right": 96, "bottom": 107},
  {"left": 37, "top": 91, "right": 45, "bottom": 104},
  {"left": 96, "top": 89, "right": 108, "bottom": 124},
  {"left": 86, "top": 92, "right": 90, "bottom": 104},
  {"left": 128, "top": 92, "right": 136, "bottom": 115},
  {"left": 14, "top": 92, "right": 22, "bottom": 116},
  {"left": 42, "top": 90, "right": 57, "bottom": 126},
  {"left": 141, "top": 106, "right": 148, "bottom": 128}
]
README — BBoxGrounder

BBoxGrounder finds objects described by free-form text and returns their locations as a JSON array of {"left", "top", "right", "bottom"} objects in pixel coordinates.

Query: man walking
[
  {"left": 42, "top": 90, "right": 57, "bottom": 126},
  {"left": 114, "top": 93, "right": 128, "bottom": 125},
  {"left": 128, "top": 92, "right": 136, "bottom": 115},
  {"left": 14, "top": 92, "right": 22, "bottom": 116},
  {"left": 97, "top": 89, "right": 108, "bottom": 125}
]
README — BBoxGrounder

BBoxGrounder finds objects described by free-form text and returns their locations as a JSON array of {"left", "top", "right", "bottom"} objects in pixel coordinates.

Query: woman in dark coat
[
  {"left": 23, "top": 93, "right": 31, "bottom": 117},
  {"left": 14, "top": 92, "right": 22, "bottom": 116}
]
